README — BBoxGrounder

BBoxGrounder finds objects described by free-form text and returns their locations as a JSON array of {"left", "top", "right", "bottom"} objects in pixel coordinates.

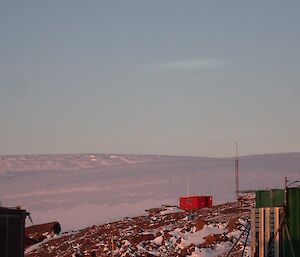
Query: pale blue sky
[{"left": 1, "top": 1, "right": 300, "bottom": 156}]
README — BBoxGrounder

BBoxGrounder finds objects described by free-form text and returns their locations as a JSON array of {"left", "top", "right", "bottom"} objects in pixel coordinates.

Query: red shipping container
[
  {"left": 204, "top": 196, "right": 213, "bottom": 208},
  {"left": 179, "top": 196, "right": 213, "bottom": 210}
]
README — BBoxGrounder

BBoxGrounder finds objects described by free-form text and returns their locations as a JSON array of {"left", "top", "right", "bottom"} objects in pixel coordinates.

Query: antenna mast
[{"left": 235, "top": 142, "right": 239, "bottom": 201}]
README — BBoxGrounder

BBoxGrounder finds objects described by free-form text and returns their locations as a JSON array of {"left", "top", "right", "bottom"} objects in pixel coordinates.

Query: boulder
[{"left": 25, "top": 221, "right": 61, "bottom": 248}]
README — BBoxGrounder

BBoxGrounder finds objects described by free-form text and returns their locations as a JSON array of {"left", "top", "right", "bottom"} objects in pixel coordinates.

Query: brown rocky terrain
[{"left": 25, "top": 197, "right": 253, "bottom": 257}]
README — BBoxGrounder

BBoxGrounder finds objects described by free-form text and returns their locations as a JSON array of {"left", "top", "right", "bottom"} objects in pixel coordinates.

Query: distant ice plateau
[{"left": 0, "top": 153, "right": 299, "bottom": 231}]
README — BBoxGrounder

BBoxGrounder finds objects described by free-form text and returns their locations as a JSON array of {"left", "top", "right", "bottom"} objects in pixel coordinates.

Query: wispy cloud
[{"left": 152, "top": 58, "right": 230, "bottom": 72}]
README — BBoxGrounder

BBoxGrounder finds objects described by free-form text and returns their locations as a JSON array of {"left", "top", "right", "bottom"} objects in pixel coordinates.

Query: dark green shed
[
  {"left": 0, "top": 207, "right": 28, "bottom": 257},
  {"left": 285, "top": 188, "right": 300, "bottom": 257},
  {"left": 256, "top": 189, "right": 285, "bottom": 208},
  {"left": 255, "top": 187, "right": 300, "bottom": 257}
]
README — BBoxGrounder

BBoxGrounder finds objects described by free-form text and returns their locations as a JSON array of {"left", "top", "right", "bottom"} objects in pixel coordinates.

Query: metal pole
[
  {"left": 235, "top": 142, "right": 239, "bottom": 201},
  {"left": 241, "top": 223, "right": 250, "bottom": 257},
  {"left": 267, "top": 214, "right": 285, "bottom": 257},
  {"left": 111, "top": 236, "right": 114, "bottom": 257},
  {"left": 284, "top": 177, "right": 287, "bottom": 209},
  {"left": 226, "top": 223, "right": 249, "bottom": 257}
]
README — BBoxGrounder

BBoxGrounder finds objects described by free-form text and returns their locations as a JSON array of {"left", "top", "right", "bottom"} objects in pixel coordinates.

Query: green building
[{"left": 253, "top": 187, "right": 300, "bottom": 257}]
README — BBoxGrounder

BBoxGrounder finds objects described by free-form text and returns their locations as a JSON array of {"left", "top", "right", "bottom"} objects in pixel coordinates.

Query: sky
[{"left": 1, "top": 1, "right": 300, "bottom": 157}]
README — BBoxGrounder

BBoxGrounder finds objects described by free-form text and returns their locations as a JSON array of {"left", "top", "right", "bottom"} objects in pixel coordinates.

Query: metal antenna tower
[{"left": 235, "top": 141, "right": 239, "bottom": 201}]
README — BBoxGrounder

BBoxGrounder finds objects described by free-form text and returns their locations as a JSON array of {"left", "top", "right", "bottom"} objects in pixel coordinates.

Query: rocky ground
[{"left": 25, "top": 196, "right": 254, "bottom": 257}]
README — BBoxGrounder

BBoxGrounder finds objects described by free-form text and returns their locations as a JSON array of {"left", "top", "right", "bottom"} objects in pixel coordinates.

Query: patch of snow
[
  {"left": 122, "top": 240, "right": 131, "bottom": 246},
  {"left": 152, "top": 235, "right": 163, "bottom": 246},
  {"left": 160, "top": 207, "right": 184, "bottom": 215},
  {"left": 191, "top": 241, "right": 232, "bottom": 257},
  {"left": 25, "top": 230, "right": 79, "bottom": 254},
  {"left": 173, "top": 224, "right": 227, "bottom": 248}
]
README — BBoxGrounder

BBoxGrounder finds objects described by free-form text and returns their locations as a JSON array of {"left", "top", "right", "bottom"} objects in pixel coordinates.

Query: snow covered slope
[
  {"left": 25, "top": 200, "right": 253, "bottom": 257},
  {"left": 0, "top": 153, "right": 299, "bottom": 230}
]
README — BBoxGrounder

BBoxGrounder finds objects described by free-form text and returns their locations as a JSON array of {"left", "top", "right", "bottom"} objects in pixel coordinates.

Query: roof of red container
[{"left": 180, "top": 195, "right": 201, "bottom": 198}]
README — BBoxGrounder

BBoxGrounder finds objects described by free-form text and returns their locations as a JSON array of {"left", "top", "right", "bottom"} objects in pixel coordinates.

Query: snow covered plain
[{"left": 0, "top": 153, "right": 299, "bottom": 231}]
